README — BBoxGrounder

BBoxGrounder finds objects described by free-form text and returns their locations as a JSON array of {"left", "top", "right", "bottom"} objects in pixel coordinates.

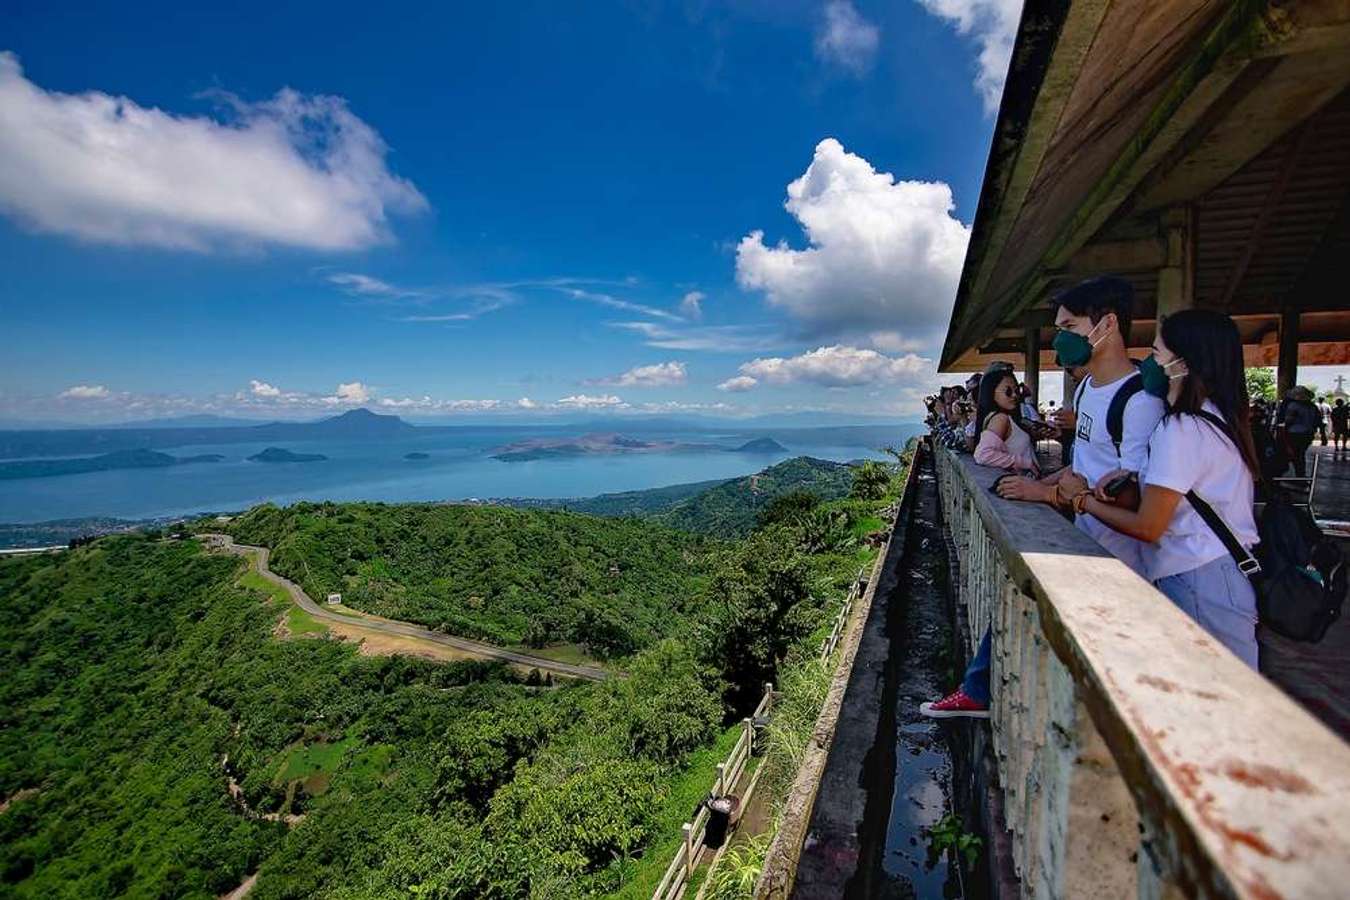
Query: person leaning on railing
[
  {"left": 1056, "top": 310, "right": 1261, "bottom": 669},
  {"left": 972, "top": 362, "right": 1039, "bottom": 476},
  {"left": 920, "top": 276, "right": 1165, "bottom": 719}
]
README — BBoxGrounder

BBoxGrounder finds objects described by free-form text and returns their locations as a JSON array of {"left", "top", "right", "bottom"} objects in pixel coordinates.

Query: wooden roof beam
[{"left": 943, "top": 0, "right": 1269, "bottom": 370}]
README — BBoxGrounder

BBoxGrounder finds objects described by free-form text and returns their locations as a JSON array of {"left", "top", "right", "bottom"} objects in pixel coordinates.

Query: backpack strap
[
  {"left": 1105, "top": 372, "right": 1144, "bottom": 458},
  {"left": 1186, "top": 490, "right": 1263, "bottom": 577},
  {"left": 1179, "top": 408, "right": 1262, "bottom": 577}
]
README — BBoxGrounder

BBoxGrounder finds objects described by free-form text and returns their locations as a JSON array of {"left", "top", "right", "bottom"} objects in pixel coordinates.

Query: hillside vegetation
[
  {"left": 655, "top": 456, "right": 856, "bottom": 537},
  {"left": 225, "top": 502, "right": 715, "bottom": 658},
  {"left": 1, "top": 451, "right": 910, "bottom": 898}
]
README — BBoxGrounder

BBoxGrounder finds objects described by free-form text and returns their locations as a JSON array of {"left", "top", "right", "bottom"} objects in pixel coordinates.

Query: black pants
[{"left": 1289, "top": 431, "right": 1314, "bottom": 477}]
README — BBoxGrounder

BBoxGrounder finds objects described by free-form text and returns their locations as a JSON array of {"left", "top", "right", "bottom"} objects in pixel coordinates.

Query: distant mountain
[
  {"left": 0, "top": 408, "right": 414, "bottom": 460},
  {"left": 490, "top": 432, "right": 703, "bottom": 462},
  {"left": 247, "top": 447, "right": 327, "bottom": 463},
  {"left": 732, "top": 437, "right": 787, "bottom": 453},
  {"left": 0, "top": 448, "right": 225, "bottom": 480}
]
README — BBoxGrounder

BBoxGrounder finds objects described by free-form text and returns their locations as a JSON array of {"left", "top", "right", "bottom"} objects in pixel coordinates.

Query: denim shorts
[{"left": 1154, "top": 554, "right": 1259, "bottom": 670}]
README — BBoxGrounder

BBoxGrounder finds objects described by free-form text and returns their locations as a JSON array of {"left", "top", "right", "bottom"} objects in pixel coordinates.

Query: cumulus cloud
[
  {"left": 249, "top": 379, "right": 282, "bottom": 397},
  {"left": 736, "top": 138, "right": 969, "bottom": 343},
  {"left": 0, "top": 52, "right": 426, "bottom": 251},
  {"left": 588, "top": 361, "right": 687, "bottom": 388},
  {"left": 729, "top": 345, "right": 932, "bottom": 389},
  {"left": 58, "top": 384, "right": 110, "bottom": 399},
  {"left": 333, "top": 381, "right": 371, "bottom": 404},
  {"left": 815, "top": 1, "right": 881, "bottom": 76},
  {"left": 556, "top": 393, "right": 627, "bottom": 409},
  {"left": 718, "top": 375, "right": 759, "bottom": 393},
  {"left": 916, "top": 0, "right": 1021, "bottom": 113},
  {"left": 679, "top": 291, "right": 705, "bottom": 320}
]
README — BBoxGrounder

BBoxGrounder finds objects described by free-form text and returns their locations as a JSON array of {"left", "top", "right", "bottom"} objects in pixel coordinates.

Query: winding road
[{"left": 201, "top": 534, "right": 610, "bottom": 682}]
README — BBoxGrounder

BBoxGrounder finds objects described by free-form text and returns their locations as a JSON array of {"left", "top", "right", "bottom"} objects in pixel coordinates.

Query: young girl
[
  {"left": 973, "top": 367, "right": 1039, "bottom": 475},
  {"left": 1058, "top": 310, "right": 1260, "bottom": 668}
]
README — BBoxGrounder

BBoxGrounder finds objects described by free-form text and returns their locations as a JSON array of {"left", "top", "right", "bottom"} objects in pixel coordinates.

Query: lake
[{"left": 0, "top": 424, "right": 923, "bottom": 523}]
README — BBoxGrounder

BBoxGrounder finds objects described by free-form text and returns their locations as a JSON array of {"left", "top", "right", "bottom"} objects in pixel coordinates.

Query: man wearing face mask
[
  {"left": 923, "top": 277, "right": 1166, "bottom": 720},
  {"left": 991, "top": 277, "right": 1165, "bottom": 576}
]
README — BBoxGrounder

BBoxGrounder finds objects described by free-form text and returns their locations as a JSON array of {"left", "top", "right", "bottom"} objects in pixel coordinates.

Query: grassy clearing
[
  {"left": 239, "top": 567, "right": 289, "bottom": 605},
  {"left": 286, "top": 605, "right": 327, "bottom": 636},
  {"left": 520, "top": 642, "right": 605, "bottom": 668},
  {"left": 275, "top": 735, "right": 359, "bottom": 788},
  {"left": 610, "top": 723, "right": 746, "bottom": 899}
]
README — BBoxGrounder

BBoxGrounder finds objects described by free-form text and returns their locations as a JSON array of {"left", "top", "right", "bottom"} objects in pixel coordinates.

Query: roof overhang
[{"left": 941, "top": 0, "right": 1350, "bottom": 373}]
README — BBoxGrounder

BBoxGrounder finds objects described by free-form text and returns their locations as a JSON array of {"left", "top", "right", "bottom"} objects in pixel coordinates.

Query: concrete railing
[
  {"left": 653, "top": 684, "right": 776, "bottom": 900},
  {"left": 934, "top": 446, "right": 1350, "bottom": 899}
]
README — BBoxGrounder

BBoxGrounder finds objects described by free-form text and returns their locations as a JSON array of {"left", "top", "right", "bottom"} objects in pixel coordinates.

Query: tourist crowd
[{"left": 919, "top": 276, "right": 1340, "bottom": 719}]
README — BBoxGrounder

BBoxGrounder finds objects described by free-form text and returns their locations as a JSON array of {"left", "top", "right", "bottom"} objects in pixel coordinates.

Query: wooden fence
[
  {"left": 652, "top": 684, "right": 776, "bottom": 900},
  {"left": 818, "top": 567, "right": 868, "bottom": 662},
  {"left": 934, "top": 445, "right": 1350, "bottom": 899}
]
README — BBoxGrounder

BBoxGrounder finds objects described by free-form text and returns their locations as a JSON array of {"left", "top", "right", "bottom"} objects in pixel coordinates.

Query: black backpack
[
  {"left": 1183, "top": 411, "right": 1347, "bottom": 643},
  {"left": 1073, "top": 370, "right": 1145, "bottom": 459}
]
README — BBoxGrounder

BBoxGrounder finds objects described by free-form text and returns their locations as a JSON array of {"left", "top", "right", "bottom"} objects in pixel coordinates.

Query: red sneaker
[{"left": 919, "top": 689, "right": 989, "bottom": 719}]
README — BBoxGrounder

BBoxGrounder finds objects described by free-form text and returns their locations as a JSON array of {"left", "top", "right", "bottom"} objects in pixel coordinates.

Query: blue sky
[{"left": 1, "top": 0, "right": 1024, "bottom": 423}]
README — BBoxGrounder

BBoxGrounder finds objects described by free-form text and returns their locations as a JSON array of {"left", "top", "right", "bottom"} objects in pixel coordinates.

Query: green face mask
[
  {"left": 1139, "top": 354, "right": 1186, "bottom": 398},
  {"left": 1052, "top": 318, "right": 1107, "bottom": 368}
]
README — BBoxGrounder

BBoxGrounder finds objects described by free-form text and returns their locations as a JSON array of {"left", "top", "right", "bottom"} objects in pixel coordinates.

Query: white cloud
[
  {"left": 58, "top": 384, "right": 110, "bottom": 399},
  {"left": 249, "top": 379, "right": 282, "bottom": 397},
  {"left": 588, "top": 361, "right": 687, "bottom": 388},
  {"left": 0, "top": 52, "right": 426, "bottom": 251},
  {"left": 680, "top": 291, "right": 705, "bottom": 320},
  {"left": 563, "top": 287, "right": 684, "bottom": 322},
  {"left": 736, "top": 138, "right": 969, "bottom": 343},
  {"left": 916, "top": 0, "right": 1021, "bottom": 113},
  {"left": 815, "top": 1, "right": 881, "bottom": 76},
  {"left": 333, "top": 381, "right": 371, "bottom": 404},
  {"left": 327, "top": 273, "right": 424, "bottom": 299},
  {"left": 611, "top": 321, "right": 784, "bottom": 353},
  {"left": 718, "top": 375, "right": 759, "bottom": 393},
  {"left": 556, "top": 393, "right": 627, "bottom": 409},
  {"left": 517, "top": 397, "right": 538, "bottom": 409},
  {"left": 731, "top": 345, "right": 932, "bottom": 388},
  {"left": 868, "top": 330, "right": 926, "bottom": 353}
]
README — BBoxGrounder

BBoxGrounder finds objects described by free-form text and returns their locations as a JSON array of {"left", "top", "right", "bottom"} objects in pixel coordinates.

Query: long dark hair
[
  {"left": 976, "top": 368, "right": 1021, "bottom": 435},
  {"left": 1159, "top": 310, "right": 1260, "bottom": 477}
]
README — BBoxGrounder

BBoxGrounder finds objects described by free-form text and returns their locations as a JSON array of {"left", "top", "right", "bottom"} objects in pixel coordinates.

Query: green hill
[
  {"left": 507, "top": 456, "right": 859, "bottom": 538},
  {"left": 225, "top": 502, "right": 715, "bottom": 657},
  {"left": 655, "top": 456, "right": 856, "bottom": 538}
]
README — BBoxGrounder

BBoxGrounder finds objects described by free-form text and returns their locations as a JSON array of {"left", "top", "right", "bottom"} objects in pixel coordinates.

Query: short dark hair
[{"left": 1053, "top": 276, "right": 1134, "bottom": 342}]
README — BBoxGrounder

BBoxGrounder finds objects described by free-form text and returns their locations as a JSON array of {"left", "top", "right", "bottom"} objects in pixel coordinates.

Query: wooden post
[
  {"left": 1278, "top": 307, "right": 1299, "bottom": 400},
  {"left": 715, "top": 762, "right": 726, "bottom": 798},
  {"left": 1155, "top": 206, "right": 1195, "bottom": 322},
  {"left": 682, "top": 822, "right": 694, "bottom": 880},
  {"left": 1024, "top": 325, "right": 1041, "bottom": 405},
  {"left": 744, "top": 717, "right": 754, "bottom": 755}
]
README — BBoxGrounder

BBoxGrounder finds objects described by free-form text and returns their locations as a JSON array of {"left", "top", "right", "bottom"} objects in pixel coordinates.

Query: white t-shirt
[
  {"left": 1142, "top": 402, "right": 1258, "bottom": 581},
  {"left": 1071, "top": 371, "right": 1166, "bottom": 576}
]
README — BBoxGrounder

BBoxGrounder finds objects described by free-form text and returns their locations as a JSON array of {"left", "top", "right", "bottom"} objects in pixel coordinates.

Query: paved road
[{"left": 201, "top": 534, "right": 610, "bottom": 682}]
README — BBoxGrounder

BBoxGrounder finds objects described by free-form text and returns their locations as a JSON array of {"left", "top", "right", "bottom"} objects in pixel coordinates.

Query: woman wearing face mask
[
  {"left": 1057, "top": 310, "right": 1261, "bottom": 668},
  {"left": 973, "top": 367, "right": 1039, "bottom": 474}
]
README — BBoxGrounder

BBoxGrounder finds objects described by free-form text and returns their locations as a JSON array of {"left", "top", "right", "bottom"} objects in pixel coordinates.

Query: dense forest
[
  {"left": 224, "top": 503, "right": 715, "bottom": 657},
  {"left": 1, "top": 453, "right": 908, "bottom": 898}
]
